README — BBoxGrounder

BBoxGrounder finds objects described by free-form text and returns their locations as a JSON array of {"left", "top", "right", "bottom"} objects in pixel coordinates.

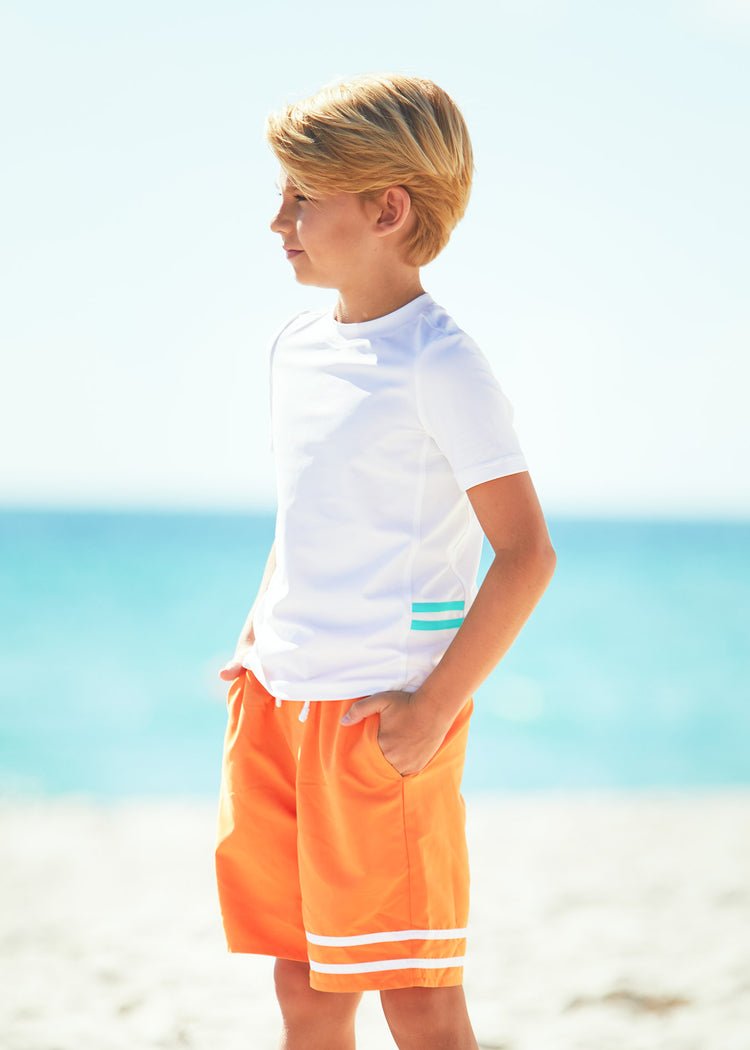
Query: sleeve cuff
[{"left": 455, "top": 455, "right": 529, "bottom": 492}]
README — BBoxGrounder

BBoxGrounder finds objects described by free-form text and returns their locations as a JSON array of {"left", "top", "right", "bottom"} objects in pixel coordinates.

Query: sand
[{"left": 1, "top": 791, "right": 749, "bottom": 1050}]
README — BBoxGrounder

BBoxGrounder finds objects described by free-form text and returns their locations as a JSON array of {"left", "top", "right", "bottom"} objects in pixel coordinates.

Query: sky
[{"left": 2, "top": 0, "right": 748, "bottom": 518}]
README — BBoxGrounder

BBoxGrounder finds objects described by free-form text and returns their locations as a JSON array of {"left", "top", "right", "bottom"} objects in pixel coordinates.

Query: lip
[{"left": 283, "top": 247, "right": 304, "bottom": 260}]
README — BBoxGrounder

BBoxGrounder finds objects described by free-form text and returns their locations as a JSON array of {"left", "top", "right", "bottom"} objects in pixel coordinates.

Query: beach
[{"left": 2, "top": 791, "right": 749, "bottom": 1050}]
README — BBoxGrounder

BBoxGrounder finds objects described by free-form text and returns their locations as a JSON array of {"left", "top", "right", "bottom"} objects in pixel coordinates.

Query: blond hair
[{"left": 265, "top": 73, "right": 474, "bottom": 267}]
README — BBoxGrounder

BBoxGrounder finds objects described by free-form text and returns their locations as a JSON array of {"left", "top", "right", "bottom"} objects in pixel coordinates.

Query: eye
[{"left": 294, "top": 194, "right": 308, "bottom": 203}]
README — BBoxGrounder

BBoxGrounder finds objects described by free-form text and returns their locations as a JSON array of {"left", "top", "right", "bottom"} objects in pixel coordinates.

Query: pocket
[
  {"left": 363, "top": 712, "right": 409, "bottom": 780},
  {"left": 366, "top": 697, "right": 475, "bottom": 782},
  {"left": 362, "top": 710, "right": 448, "bottom": 781}
]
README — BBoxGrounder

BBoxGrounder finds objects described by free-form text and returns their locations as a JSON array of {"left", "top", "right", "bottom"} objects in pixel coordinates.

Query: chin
[{"left": 293, "top": 271, "right": 334, "bottom": 290}]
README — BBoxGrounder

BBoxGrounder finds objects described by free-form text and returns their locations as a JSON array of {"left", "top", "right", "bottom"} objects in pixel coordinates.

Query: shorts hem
[
  {"left": 221, "top": 940, "right": 306, "bottom": 961},
  {"left": 225, "top": 943, "right": 308, "bottom": 963},
  {"left": 310, "top": 967, "right": 465, "bottom": 992}
]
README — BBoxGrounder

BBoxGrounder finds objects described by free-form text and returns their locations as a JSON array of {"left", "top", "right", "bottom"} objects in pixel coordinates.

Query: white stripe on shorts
[
  {"left": 305, "top": 927, "right": 467, "bottom": 948},
  {"left": 308, "top": 956, "right": 466, "bottom": 975}
]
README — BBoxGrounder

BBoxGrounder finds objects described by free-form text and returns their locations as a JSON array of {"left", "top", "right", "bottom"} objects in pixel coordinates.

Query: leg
[
  {"left": 380, "top": 985, "right": 479, "bottom": 1050},
  {"left": 274, "top": 958, "right": 363, "bottom": 1050}
]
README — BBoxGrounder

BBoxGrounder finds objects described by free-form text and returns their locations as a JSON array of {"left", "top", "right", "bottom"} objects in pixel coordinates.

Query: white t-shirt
[{"left": 244, "top": 293, "right": 527, "bottom": 701}]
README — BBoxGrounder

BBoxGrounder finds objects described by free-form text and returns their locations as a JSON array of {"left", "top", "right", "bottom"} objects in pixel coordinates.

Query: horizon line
[{"left": 1, "top": 502, "right": 748, "bottom": 527}]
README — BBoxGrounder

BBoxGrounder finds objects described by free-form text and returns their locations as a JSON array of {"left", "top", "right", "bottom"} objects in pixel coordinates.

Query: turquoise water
[{"left": 1, "top": 511, "right": 748, "bottom": 797}]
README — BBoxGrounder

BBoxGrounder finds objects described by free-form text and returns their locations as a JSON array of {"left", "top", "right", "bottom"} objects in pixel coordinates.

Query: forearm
[{"left": 415, "top": 538, "right": 556, "bottom": 725}]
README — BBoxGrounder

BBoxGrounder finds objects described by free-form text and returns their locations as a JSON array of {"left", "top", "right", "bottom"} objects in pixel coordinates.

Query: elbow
[
  {"left": 532, "top": 535, "right": 557, "bottom": 587},
  {"left": 491, "top": 533, "right": 556, "bottom": 588},
  {"left": 487, "top": 521, "right": 557, "bottom": 589},
  {"left": 521, "top": 531, "right": 557, "bottom": 591}
]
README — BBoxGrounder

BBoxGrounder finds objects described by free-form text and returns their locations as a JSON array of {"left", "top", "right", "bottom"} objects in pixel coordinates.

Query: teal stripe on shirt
[
  {"left": 410, "top": 617, "right": 465, "bottom": 631},
  {"left": 411, "top": 601, "right": 465, "bottom": 613}
]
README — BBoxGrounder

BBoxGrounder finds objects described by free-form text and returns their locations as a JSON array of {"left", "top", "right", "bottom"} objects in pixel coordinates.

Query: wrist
[{"left": 411, "top": 681, "right": 468, "bottom": 730}]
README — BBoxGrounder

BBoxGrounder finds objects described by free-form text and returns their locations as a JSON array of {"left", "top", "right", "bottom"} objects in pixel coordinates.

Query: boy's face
[{"left": 271, "top": 171, "right": 376, "bottom": 290}]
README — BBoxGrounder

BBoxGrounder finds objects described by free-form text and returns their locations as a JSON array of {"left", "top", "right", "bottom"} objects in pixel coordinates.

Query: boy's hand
[
  {"left": 219, "top": 642, "right": 254, "bottom": 681},
  {"left": 219, "top": 659, "right": 245, "bottom": 681},
  {"left": 341, "top": 690, "right": 449, "bottom": 776}
]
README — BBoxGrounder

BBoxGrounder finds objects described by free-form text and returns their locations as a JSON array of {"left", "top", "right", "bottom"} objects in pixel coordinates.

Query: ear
[{"left": 369, "top": 186, "right": 412, "bottom": 238}]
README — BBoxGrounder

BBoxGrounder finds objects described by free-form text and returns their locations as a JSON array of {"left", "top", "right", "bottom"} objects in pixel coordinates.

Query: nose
[{"left": 270, "top": 200, "right": 290, "bottom": 234}]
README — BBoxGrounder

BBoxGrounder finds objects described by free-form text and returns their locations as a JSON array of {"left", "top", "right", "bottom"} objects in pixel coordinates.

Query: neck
[{"left": 334, "top": 270, "right": 425, "bottom": 324}]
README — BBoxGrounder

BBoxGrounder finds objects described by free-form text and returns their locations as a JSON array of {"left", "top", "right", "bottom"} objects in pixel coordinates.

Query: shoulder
[
  {"left": 411, "top": 300, "right": 517, "bottom": 435},
  {"left": 270, "top": 309, "right": 328, "bottom": 351},
  {"left": 268, "top": 310, "right": 331, "bottom": 373},
  {"left": 413, "top": 299, "right": 495, "bottom": 380}
]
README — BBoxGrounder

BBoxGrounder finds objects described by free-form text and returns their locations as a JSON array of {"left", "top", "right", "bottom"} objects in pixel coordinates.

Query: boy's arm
[
  {"left": 341, "top": 472, "right": 556, "bottom": 774},
  {"left": 219, "top": 542, "right": 276, "bottom": 681}
]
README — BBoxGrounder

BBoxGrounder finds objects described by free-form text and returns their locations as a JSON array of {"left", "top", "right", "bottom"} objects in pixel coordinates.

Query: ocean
[{"left": 1, "top": 510, "right": 748, "bottom": 797}]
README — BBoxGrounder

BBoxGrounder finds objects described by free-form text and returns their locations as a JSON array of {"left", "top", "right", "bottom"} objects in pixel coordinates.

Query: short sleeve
[{"left": 414, "top": 332, "right": 528, "bottom": 491}]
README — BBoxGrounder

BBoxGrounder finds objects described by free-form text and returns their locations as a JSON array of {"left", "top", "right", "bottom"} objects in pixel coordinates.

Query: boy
[{"left": 216, "top": 74, "right": 555, "bottom": 1050}]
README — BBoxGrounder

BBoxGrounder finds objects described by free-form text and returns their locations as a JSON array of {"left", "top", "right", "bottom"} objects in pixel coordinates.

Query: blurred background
[{"left": 2, "top": 0, "right": 748, "bottom": 798}]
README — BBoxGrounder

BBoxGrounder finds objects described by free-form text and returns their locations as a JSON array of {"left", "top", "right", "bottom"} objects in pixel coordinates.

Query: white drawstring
[{"left": 271, "top": 696, "right": 311, "bottom": 722}]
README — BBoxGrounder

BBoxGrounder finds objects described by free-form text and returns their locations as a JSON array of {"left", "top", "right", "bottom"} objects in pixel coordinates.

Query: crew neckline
[{"left": 331, "top": 293, "right": 432, "bottom": 338}]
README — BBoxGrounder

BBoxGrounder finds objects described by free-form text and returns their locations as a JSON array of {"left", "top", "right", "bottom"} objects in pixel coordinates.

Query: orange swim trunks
[{"left": 215, "top": 670, "right": 473, "bottom": 992}]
